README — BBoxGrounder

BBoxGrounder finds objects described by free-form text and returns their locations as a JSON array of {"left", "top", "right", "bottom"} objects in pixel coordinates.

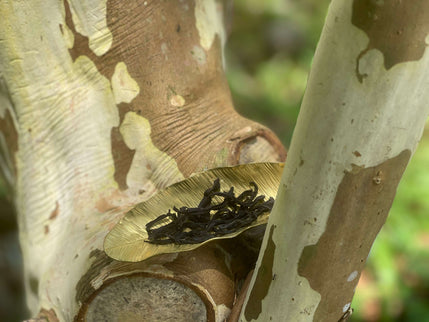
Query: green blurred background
[
  {"left": 1, "top": 0, "right": 428, "bottom": 321},
  {"left": 226, "top": 0, "right": 429, "bottom": 321}
]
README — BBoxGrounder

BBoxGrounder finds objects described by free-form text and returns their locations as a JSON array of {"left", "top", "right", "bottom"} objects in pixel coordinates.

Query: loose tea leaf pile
[{"left": 145, "top": 178, "right": 274, "bottom": 245}]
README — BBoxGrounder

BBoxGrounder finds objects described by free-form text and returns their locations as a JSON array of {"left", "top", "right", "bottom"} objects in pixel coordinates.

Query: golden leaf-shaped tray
[{"left": 104, "top": 162, "right": 284, "bottom": 262}]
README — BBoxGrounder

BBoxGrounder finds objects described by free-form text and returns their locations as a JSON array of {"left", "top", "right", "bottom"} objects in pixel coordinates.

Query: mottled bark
[
  {"left": 0, "top": 0, "right": 285, "bottom": 321},
  {"left": 240, "top": 1, "right": 429, "bottom": 321}
]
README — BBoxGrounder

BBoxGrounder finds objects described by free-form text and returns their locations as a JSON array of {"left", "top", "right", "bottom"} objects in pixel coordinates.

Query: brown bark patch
[
  {"left": 230, "top": 129, "right": 286, "bottom": 165},
  {"left": 110, "top": 128, "right": 135, "bottom": 190},
  {"left": 103, "top": 0, "right": 285, "bottom": 176},
  {"left": 163, "top": 244, "right": 235, "bottom": 309},
  {"left": 352, "top": 0, "right": 429, "bottom": 82},
  {"left": 95, "top": 190, "right": 126, "bottom": 213},
  {"left": 75, "top": 250, "right": 114, "bottom": 306},
  {"left": 65, "top": 0, "right": 138, "bottom": 189},
  {"left": 110, "top": 103, "right": 134, "bottom": 190},
  {"left": 244, "top": 224, "right": 276, "bottom": 320},
  {"left": 228, "top": 269, "right": 254, "bottom": 322},
  {"left": 36, "top": 308, "right": 59, "bottom": 322},
  {"left": 63, "top": 0, "right": 104, "bottom": 73},
  {"left": 64, "top": 0, "right": 285, "bottom": 181},
  {"left": 0, "top": 109, "right": 18, "bottom": 175},
  {"left": 298, "top": 149, "right": 411, "bottom": 321},
  {"left": 49, "top": 201, "right": 60, "bottom": 220}
]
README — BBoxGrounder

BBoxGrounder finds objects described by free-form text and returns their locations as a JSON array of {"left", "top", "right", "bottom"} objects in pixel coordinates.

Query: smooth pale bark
[
  {"left": 240, "top": 1, "right": 429, "bottom": 321},
  {"left": 0, "top": 1, "right": 285, "bottom": 321}
]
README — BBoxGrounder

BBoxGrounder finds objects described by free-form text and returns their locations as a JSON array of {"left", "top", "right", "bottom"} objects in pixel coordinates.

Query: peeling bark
[
  {"left": 297, "top": 150, "right": 410, "bottom": 321},
  {"left": 352, "top": 0, "right": 429, "bottom": 81},
  {"left": 240, "top": 0, "right": 429, "bottom": 321}
]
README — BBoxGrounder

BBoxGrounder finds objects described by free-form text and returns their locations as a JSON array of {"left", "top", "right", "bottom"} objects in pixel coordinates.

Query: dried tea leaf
[
  {"left": 104, "top": 163, "right": 284, "bottom": 262},
  {"left": 145, "top": 179, "right": 274, "bottom": 245}
]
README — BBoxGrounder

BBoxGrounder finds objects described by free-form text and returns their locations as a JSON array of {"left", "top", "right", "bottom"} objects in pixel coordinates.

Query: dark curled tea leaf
[{"left": 145, "top": 178, "right": 274, "bottom": 245}]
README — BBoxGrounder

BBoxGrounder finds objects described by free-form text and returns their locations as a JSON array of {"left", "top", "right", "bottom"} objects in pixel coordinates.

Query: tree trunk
[
  {"left": 0, "top": 1, "right": 286, "bottom": 321},
  {"left": 240, "top": 1, "right": 429, "bottom": 321}
]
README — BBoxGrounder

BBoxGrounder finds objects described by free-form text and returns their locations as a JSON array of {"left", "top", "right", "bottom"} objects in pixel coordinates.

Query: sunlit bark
[
  {"left": 0, "top": 1, "right": 285, "bottom": 320},
  {"left": 240, "top": 1, "right": 429, "bottom": 321}
]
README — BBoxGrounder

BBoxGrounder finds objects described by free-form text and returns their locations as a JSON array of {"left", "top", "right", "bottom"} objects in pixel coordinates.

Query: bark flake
[
  {"left": 352, "top": 0, "right": 429, "bottom": 82},
  {"left": 244, "top": 224, "right": 276, "bottom": 320},
  {"left": 49, "top": 201, "right": 60, "bottom": 220},
  {"left": 111, "top": 127, "right": 135, "bottom": 191},
  {"left": 297, "top": 149, "right": 411, "bottom": 321}
]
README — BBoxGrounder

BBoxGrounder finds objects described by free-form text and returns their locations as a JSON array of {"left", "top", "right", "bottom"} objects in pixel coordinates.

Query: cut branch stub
[{"left": 104, "top": 163, "right": 284, "bottom": 262}]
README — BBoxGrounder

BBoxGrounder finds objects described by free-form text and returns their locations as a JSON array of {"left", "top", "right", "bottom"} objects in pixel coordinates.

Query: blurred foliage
[
  {"left": 226, "top": 0, "right": 429, "bottom": 321},
  {"left": 226, "top": 0, "right": 330, "bottom": 143}
]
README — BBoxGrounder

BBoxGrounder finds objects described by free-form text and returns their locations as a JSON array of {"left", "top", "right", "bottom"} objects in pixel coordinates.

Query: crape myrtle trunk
[{"left": 0, "top": 1, "right": 285, "bottom": 321}]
